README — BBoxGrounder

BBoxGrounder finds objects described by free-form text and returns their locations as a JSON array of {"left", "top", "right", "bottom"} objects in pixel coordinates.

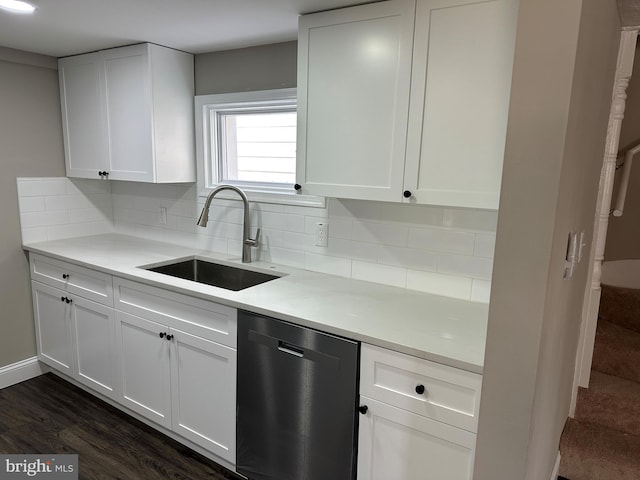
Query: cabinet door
[
  {"left": 102, "top": 44, "right": 155, "bottom": 182},
  {"left": 296, "top": 0, "right": 414, "bottom": 201},
  {"left": 71, "top": 296, "right": 117, "bottom": 400},
  {"left": 32, "top": 281, "right": 73, "bottom": 374},
  {"left": 357, "top": 396, "right": 476, "bottom": 480},
  {"left": 170, "top": 329, "right": 237, "bottom": 462},
  {"left": 404, "top": 0, "right": 517, "bottom": 209},
  {"left": 59, "top": 53, "right": 108, "bottom": 179},
  {"left": 116, "top": 311, "right": 171, "bottom": 429}
]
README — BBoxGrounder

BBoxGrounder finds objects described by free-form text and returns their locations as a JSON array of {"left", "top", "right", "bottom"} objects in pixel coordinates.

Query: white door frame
[{"left": 571, "top": 28, "right": 639, "bottom": 414}]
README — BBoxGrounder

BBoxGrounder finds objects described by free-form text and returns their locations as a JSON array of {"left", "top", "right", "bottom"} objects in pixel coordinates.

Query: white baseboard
[
  {"left": 0, "top": 356, "right": 47, "bottom": 389},
  {"left": 551, "top": 451, "right": 561, "bottom": 480}
]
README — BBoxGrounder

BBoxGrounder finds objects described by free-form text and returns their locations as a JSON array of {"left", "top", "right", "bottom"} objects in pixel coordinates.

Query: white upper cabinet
[
  {"left": 58, "top": 43, "right": 195, "bottom": 183},
  {"left": 297, "top": 0, "right": 517, "bottom": 209},
  {"left": 404, "top": 0, "right": 517, "bottom": 209},
  {"left": 296, "top": 0, "right": 415, "bottom": 202}
]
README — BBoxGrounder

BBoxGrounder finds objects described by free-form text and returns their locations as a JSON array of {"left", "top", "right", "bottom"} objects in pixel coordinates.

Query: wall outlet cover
[{"left": 315, "top": 222, "right": 328, "bottom": 247}]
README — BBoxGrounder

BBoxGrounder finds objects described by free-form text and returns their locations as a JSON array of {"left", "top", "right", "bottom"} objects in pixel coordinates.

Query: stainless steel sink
[{"left": 143, "top": 258, "right": 281, "bottom": 291}]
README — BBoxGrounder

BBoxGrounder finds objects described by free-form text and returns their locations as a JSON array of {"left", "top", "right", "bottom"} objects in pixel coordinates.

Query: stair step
[
  {"left": 575, "top": 371, "right": 640, "bottom": 436},
  {"left": 591, "top": 320, "right": 640, "bottom": 383},
  {"left": 560, "top": 418, "right": 640, "bottom": 480},
  {"left": 600, "top": 284, "right": 640, "bottom": 335}
]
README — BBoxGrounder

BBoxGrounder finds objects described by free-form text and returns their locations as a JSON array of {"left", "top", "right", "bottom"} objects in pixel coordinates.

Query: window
[{"left": 196, "top": 89, "right": 323, "bottom": 207}]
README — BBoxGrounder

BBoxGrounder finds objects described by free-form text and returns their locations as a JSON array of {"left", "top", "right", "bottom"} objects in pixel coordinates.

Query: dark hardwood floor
[{"left": 0, "top": 373, "right": 243, "bottom": 480}]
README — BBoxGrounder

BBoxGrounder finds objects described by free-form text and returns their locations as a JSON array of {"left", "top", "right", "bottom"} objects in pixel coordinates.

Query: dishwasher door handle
[
  {"left": 248, "top": 329, "right": 340, "bottom": 369},
  {"left": 278, "top": 341, "right": 304, "bottom": 357}
]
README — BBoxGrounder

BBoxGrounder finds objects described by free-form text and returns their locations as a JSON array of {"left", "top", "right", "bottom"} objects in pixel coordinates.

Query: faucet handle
[{"left": 246, "top": 228, "right": 261, "bottom": 247}]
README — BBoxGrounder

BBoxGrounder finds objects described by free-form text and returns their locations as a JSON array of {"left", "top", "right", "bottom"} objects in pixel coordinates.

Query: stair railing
[{"left": 613, "top": 141, "right": 640, "bottom": 216}]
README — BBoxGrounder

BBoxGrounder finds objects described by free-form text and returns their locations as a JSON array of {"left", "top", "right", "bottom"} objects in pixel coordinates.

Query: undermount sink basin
[{"left": 143, "top": 258, "right": 281, "bottom": 291}]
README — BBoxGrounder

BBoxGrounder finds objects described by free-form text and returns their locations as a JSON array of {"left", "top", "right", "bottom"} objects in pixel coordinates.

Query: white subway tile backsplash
[
  {"left": 47, "top": 221, "right": 111, "bottom": 241},
  {"left": 437, "top": 253, "right": 493, "bottom": 280},
  {"left": 20, "top": 212, "right": 47, "bottom": 229},
  {"left": 17, "top": 177, "right": 115, "bottom": 244},
  {"left": 474, "top": 233, "right": 497, "bottom": 258},
  {"left": 193, "top": 233, "right": 228, "bottom": 254},
  {"left": 167, "top": 200, "right": 198, "bottom": 219},
  {"left": 66, "top": 178, "right": 111, "bottom": 195},
  {"left": 45, "top": 194, "right": 92, "bottom": 211},
  {"left": 283, "top": 203, "right": 328, "bottom": 218},
  {"left": 378, "top": 245, "right": 438, "bottom": 271},
  {"left": 443, "top": 208, "right": 498, "bottom": 232},
  {"left": 283, "top": 232, "right": 315, "bottom": 252},
  {"left": 327, "top": 219, "right": 352, "bottom": 239},
  {"left": 45, "top": 211, "right": 70, "bottom": 226},
  {"left": 18, "top": 196, "right": 45, "bottom": 213},
  {"left": 68, "top": 207, "right": 110, "bottom": 225},
  {"left": 162, "top": 229, "right": 196, "bottom": 249},
  {"left": 262, "top": 211, "right": 306, "bottom": 233},
  {"left": 258, "top": 228, "right": 284, "bottom": 249},
  {"left": 17, "top": 177, "right": 496, "bottom": 301},
  {"left": 408, "top": 227, "right": 475, "bottom": 255},
  {"left": 263, "top": 246, "right": 306, "bottom": 269},
  {"left": 328, "top": 198, "right": 380, "bottom": 222},
  {"left": 17, "top": 178, "right": 67, "bottom": 197},
  {"left": 352, "top": 261, "right": 406, "bottom": 288},
  {"left": 22, "top": 226, "right": 48, "bottom": 244},
  {"left": 352, "top": 221, "right": 409, "bottom": 247},
  {"left": 333, "top": 239, "right": 379, "bottom": 262},
  {"left": 305, "top": 252, "right": 352, "bottom": 277},
  {"left": 377, "top": 202, "right": 444, "bottom": 227}
]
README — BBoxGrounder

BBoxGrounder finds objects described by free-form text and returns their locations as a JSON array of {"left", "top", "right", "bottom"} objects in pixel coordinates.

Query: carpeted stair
[{"left": 559, "top": 284, "right": 640, "bottom": 479}]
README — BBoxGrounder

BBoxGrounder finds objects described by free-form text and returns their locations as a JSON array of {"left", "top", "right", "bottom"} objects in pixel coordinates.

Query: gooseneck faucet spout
[{"left": 197, "top": 185, "right": 260, "bottom": 263}]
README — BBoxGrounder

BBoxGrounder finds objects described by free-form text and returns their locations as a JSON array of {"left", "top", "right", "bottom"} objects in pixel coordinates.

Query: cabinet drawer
[
  {"left": 114, "top": 278, "right": 237, "bottom": 347},
  {"left": 30, "top": 254, "right": 113, "bottom": 306},
  {"left": 360, "top": 344, "right": 482, "bottom": 432}
]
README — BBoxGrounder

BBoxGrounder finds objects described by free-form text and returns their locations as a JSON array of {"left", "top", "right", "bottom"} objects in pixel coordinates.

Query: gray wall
[
  {"left": 474, "top": 0, "right": 620, "bottom": 478},
  {"left": 194, "top": 41, "right": 297, "bottom": 95},
  {"left": 0, "top": 48, "right": 65, "bottom": 368},
  {"left": 604, "top": 43, "right": 640, "bottom": 261}
]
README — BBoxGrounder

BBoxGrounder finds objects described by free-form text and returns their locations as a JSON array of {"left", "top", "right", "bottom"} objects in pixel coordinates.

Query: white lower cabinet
[
  {"left": 32, "top": 280, "right": 117, "bottom": 399},
  {"left": 30, "top": 255, "right": 238, "bottom": 468},
  {"left": 71, "top": 295, "right": 117, "bottom": 399},
  {"left": 32, "top": 281, "right": 74, "bottom": 375},
  {"left": 116, "top": 311, "right": 172, "bottom": 428},
  {"left": 358, "top": 344, "right": 481, "bottom": 480},
  {"left": 357, "top": 396, "right": 476, "bottom": 480},
  {"left": 170, "top": 328, "right": 236, "bottom": 461},
  {"left": 116, "top": 309, "right": 237, "bottom": 463}
]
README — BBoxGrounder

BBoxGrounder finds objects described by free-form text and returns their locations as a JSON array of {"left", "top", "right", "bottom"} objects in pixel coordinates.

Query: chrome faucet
[{"left": 197, "top": 185, "right": 260, "bottom": 263}]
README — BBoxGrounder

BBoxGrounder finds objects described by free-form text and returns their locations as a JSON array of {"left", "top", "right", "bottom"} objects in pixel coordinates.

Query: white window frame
[{"left": 195, "top": 88, "right": 325, "bottom": 208}]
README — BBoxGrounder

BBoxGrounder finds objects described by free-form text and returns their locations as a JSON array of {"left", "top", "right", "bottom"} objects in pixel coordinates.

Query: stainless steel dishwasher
[{"left": 236, "top": 310, "right": 360, "bottom": 480}]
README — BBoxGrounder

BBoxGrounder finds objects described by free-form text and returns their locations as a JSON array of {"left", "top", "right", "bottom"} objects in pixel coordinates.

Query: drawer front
[
  {"left": 114, "top": 278, "right": 237, "bottom": 347},
  {"left": 30, "top": 254, "right": 113, "bottom": 306},
  {"left": 360, "top": 344, "right": 482, "bottom": 432}
]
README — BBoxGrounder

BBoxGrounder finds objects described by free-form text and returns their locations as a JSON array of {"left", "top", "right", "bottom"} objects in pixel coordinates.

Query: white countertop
[{"left": 23, "top": 233, "right": 488, "bottom": 374}]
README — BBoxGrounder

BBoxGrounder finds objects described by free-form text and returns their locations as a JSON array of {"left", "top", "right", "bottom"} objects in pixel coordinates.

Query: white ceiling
[{"left": 0, "top": 0, "right": 374, "bottom": 57}]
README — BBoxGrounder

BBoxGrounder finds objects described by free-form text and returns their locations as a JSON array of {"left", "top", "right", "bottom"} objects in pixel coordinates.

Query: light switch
[{"left": 564, "top": 232, "right": 578, "bottom": 279}]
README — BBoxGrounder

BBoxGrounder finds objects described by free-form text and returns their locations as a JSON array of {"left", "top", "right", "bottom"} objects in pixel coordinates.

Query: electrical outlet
[{"left": 315, "top": 222, "right": 328, "bottom": 247}]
